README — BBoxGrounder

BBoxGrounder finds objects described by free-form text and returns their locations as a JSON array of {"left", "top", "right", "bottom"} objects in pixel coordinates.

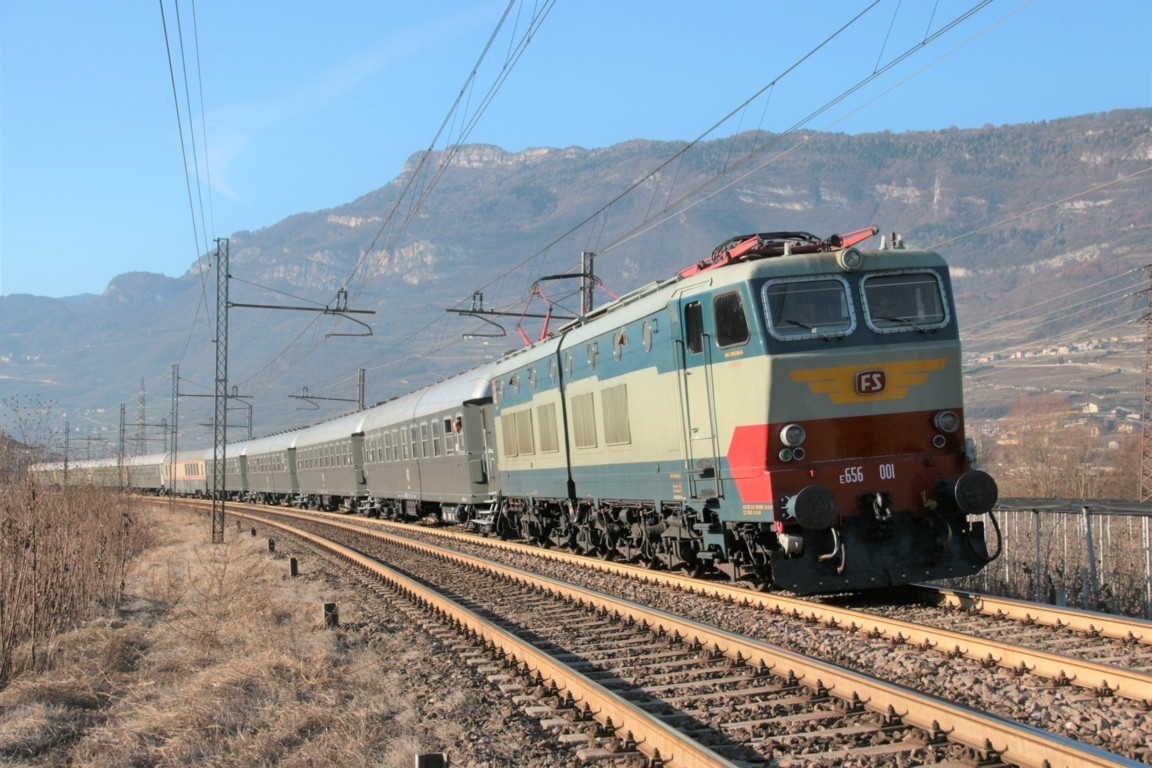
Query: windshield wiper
[
  {"left": 782, "top": 318, "right": 817, "bottom": 331},
  {"left": 781, "top": 318, "right": 836, "bottom": 340},
  {"left": 875, "top": 315, "right": 931, "bottom": 333}
]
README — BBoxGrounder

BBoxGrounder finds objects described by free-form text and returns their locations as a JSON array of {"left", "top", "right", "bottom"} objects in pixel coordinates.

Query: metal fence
[{"left": 946, "top": 500, "right": 1152, "bottom": 619}]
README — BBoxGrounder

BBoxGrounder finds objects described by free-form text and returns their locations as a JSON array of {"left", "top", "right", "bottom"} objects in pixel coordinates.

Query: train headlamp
[
  {"left": 933, "top": 410, "right": 960, "bottom": 434},
  {"left": 780, "top": 424, "right": 806, "bottom": 447},
  {"left": 837, "top": 247, "right": 864, "bottom": 272}
]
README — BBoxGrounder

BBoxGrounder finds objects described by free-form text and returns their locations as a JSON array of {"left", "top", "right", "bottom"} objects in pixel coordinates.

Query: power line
[
  {"left": 343, "top": 0, "right": 558, "bottom": 306},
  {"left": 964, "top": 271, "right": 1141, "bottom": 336},
  {"left": 227, "top": 0, "right": 557, "bottom": 401},
  {"left": 158, "top": 0, "right": 216, "bottom": 367},
  {"left": 450, "top": 0, "right": 998, "bottom": 311},
  {"left": 961, "top": 264, "right": 1147, "bottom": 350},
  {"left": 929, "top": 167, "right": 1152, "bottom": 252},
  {"left": 301, "top": 0, "right": 1055, "bottom": 404},
  {"left": 176, "top": 0, "right": 1000, "bottom": 412}
]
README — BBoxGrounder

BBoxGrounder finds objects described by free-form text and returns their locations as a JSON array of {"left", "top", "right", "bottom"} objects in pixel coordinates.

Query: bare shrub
[
  {"left": 950, "top": 506, "right": 1151, "bottom": 617},
  {"left": 989, "top": 393, "right": 1138, "bottom": 500},
  {"left": 0, "top": 478, "right": 152, "bottom": 686}
]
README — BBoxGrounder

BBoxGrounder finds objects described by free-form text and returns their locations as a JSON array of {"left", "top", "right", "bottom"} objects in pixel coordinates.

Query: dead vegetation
[
  {"left": 0, "top": 503, "right": 580, "bottom": 767},
  {"left": 0, "top": 478, "right": 151, "bottom": 686}
]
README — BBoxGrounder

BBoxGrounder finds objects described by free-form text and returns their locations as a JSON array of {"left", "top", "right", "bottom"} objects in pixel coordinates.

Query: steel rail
[
  {"left": 907, "top": 584, "right": 1151, "bottom": 644},
  {"left": 232, "top": 506, "right": 1140, "bottom": 768}
]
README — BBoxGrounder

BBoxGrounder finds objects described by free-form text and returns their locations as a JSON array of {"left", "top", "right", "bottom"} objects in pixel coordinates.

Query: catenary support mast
[
  {"left": 212, "top": 238, "right": 229, "bottom": 543},
  {"left": 1141, "top": 265, "right": 1152, "bottom": 502}
]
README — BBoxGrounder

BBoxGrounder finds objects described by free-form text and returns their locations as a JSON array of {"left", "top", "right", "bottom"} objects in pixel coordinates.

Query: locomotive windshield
[
  {"left": 763, "top": 276, "right": 854, "bottom": 340},
  {"left": 763, "top": 269, "right": 951, "bottom": 343},
  {"left": 862, "top": 270, "right": 949, "bottom": 333}
]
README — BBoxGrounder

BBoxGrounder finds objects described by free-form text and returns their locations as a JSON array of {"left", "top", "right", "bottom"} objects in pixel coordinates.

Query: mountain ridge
[{"left": 3, "top": 109, "right": 1148, "bottom": 446}]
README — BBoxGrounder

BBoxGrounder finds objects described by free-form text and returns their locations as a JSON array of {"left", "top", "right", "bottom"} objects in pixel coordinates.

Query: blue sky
[{"left": 1, "top": 0, "right": 1149, "bottom": 299}]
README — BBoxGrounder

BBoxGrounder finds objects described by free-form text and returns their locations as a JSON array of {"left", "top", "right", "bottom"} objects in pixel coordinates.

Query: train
[{"left": 30, "top": 227, "right": 1000, "bottom": 594}]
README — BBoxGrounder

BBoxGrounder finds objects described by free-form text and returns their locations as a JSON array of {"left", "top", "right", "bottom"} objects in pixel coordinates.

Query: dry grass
[{"left": 0, "top": 504, "right": 554, "bottom": 767}]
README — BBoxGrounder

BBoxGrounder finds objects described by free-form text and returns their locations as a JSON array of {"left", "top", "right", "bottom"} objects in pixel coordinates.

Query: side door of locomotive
[{"left": 670, "top": 289, "right": 722, "bottom": 501}]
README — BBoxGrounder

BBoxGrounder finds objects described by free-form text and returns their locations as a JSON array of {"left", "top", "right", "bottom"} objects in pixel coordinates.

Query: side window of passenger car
[{"left": 714, "top": 291, "right": 749, "bottom": 347}]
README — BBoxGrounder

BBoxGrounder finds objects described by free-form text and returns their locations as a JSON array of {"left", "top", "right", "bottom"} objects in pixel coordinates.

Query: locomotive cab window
[
  {"left": 763, "top": 276, "right": 854, "bottom": 341},
  {"left": 684, "top": 301, "right": 704, "bottom": 354},
  {"left": 713, "top": 291, "right": 749, "bottom": 348},
  {"left": 862, "top": 270, "right": 949, "bottom": 333}
]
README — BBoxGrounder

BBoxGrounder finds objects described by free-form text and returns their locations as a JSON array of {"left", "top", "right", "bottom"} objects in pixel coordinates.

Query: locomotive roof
[{"left": 495, "top": 244, "right": 947, "bottom": 369}]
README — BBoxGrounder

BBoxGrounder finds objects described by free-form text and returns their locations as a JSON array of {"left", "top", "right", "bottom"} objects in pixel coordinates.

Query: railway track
[
  {"left": 245, "top": 504, "right": 1152, "bottom": 705},
  {"left": 191, "top": 501, "right": 1146, "bottom": 766}
]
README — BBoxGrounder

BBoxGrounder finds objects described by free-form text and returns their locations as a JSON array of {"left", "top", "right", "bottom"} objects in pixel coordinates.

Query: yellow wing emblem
[{"left": 790, "top": 358, "right": 947, "bottom": 403}]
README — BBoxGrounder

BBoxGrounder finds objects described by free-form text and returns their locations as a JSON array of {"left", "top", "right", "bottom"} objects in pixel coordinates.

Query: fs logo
[{"left": 855, "top": 370, "right": 886, "bottom": 395}]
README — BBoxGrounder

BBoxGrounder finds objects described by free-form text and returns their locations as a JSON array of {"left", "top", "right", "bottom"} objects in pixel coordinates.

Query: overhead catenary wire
[
  {"left": 228, "top": 0, "right": 557, "bottom": 401},
  {"left": 186, "top": 0, "right": 958, "bottom": 409},
  {"left": 158, "top": 0, "right": 216, "bottom": 367},
  {"left": 426, "top": 4, "right": 1148, "bottom": 372},
  {"left": 341, "top": 0, "right": 558, "bottom": 307},
  {"left": 591, "top": 1, "right": 1032, "bottom": 265},
  {"left": 452, "top": 0, "right": 998, "bottom": 310},
  {"left": 592, "top": 0, "right": 1006, "bottom": 260},
  {"left": 448, "top": 0, "right": 1031, "bottom": 366},
  {"left": 261, "top": 0, "right": 1090, "bottom": 408}
]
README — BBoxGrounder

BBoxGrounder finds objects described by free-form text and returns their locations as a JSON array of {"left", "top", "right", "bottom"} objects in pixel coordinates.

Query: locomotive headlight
[
  {"left": 780, "top": 423, "right": 806, "bottom": 447},
  {"left": 837, "top": 247, "right": 864, "bottom": 271},
  {"left": 933, "top": 410, "right": 960, "bottom": 434}
]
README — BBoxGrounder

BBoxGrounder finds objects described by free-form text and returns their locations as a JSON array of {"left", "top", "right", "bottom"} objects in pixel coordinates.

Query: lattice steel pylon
[
  {"left": 1141, "top": 264, "right": 1152, "bottom": 502},
  {"left": 170, "top": 364, "right": 178, "bottom": 500},
  {"left": 212, "top": 238, "right": 229, "bottom": 543},
  {"left": 135, "top": 377, "right": 146, "bottom": 455}
]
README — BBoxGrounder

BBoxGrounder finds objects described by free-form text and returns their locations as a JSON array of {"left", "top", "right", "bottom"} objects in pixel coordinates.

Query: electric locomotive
[
  {"left": 489, "top": 227, "right": 997, "bottom": 593},
  {"left": 28, "top": 226, "right": 997, "bottom": 595}
]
